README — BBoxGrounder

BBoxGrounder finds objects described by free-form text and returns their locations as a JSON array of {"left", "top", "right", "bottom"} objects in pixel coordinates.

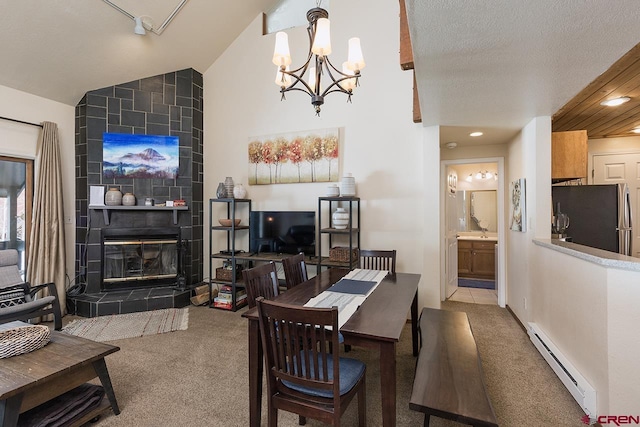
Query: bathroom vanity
[{"left": 458, "top": 236, "right": 497, "bottom": 280}]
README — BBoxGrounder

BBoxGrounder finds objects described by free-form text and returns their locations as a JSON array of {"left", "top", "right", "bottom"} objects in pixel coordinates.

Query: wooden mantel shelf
[{"left": 89, "top": 205, "right": 188, "bottom": 225}]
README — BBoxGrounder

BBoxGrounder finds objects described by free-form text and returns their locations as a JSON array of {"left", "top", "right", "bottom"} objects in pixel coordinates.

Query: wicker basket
[
  {"left": 0, "top": 325, "right": 51, "bottom": 359},
  {"left": 215, "top": 267, "right": 240, "bottom": 281},
  {"left": 329, "top": 247, "right": 359, "bottom": 262}
]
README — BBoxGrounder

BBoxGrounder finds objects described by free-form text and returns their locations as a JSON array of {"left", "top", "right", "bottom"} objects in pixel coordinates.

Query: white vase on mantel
[
  {"left": 105, "top": 188, "right": 122, "bottom": 206},
  {"left": 332, "top": 208, "right": 349, "bottom": 229}
]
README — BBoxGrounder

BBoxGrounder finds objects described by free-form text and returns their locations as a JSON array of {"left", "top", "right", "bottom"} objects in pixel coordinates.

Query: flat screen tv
[{"left": 249, "top": 211, "right": 315, "bottom": 256}]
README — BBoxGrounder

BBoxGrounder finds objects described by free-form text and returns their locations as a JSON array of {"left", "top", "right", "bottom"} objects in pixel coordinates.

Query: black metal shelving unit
[
  {"left": 209, "top": 198, "right": 251, "bottom": 311},
  {"left": 317, "top": 196, "right": 360, "bottom": 273}
]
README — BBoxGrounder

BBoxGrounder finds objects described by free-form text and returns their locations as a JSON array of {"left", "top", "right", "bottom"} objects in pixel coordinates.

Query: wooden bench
[{"left": 409, "top": 307, "right": 498, "bottom": 427}]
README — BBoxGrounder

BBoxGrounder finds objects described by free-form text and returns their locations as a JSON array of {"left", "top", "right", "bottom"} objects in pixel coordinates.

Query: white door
[
  {"left": 592, "top": 153, "right": 640, "bottom": 257},
  {"left": 445, "top": 169, "right": 458, "bottom": 297}
]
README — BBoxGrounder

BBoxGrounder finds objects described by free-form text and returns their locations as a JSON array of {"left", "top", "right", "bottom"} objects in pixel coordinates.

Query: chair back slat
[
  {"left": 360, "top": 249, "right": 396, "bottom": 274},
  {"left": 242, "top": 262, "right": 279, "bottom": 308},
  {"left": 256, "top": 298, "right": 340, "bottom": 399},
  {"left": 282, "top": 252, "right": 308, "bottom": 289}
]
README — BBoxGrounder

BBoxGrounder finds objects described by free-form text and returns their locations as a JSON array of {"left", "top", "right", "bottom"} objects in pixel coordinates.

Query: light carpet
[{"left": 62, "top": 308, "right": 189, "bottom": 342}]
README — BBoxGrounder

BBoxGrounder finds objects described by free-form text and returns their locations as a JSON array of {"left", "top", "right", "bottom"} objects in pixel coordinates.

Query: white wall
[
  {"left": 532, "top": 245, "right": 609, "bottom": 413},
  {"left": 203, "top": 1, "right": 430, "bottom": 303},
  {"left": 422, "top": 126, "right": 440, "bottom": 308},
  {"left": 505, "top": 117, "right": 551, "bottom": 321},
  {"left": 589, "top": 135, "right": 640, "bottom": 155},
  {"left": 606, "top": 267, "right": 640, "bottom": 414},
  {"left": 0, "top": 85, "right": 76, "bottom": 290},
  {"left": 440, "top": 142, "right": 508, "bottom": 162}
]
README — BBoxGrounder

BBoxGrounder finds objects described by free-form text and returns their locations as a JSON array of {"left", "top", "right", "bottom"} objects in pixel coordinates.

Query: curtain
[{"left": 27, "top": 121, "right": 66, "bottom": 316}]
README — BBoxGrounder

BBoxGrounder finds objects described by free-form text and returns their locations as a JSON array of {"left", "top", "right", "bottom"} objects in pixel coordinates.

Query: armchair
[{"left": 0, "top": 249, "right": 62, "bottom": 330}]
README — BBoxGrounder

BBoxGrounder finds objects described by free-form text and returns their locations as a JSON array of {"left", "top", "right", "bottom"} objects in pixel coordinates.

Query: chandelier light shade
[
  {"left": 272, "top": 5, "right": 365, "bottom": 115},
  {"left": 273, "top": 32, "right": 292, "bottom": 67},
  {"left": 311, "top": 18, "right": 332, "bottom": 56}
]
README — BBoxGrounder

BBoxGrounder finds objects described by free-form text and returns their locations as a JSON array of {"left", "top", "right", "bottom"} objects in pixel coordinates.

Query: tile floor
[{"left": 448, "top": 287, "right": 498, "bottom": 305}]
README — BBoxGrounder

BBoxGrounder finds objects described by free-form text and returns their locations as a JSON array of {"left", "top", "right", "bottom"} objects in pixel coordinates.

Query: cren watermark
[{"left": 582, "top": 414, "right": 640, "bottom": 425}]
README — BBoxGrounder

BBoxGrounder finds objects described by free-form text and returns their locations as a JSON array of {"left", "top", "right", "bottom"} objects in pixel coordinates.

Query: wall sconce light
[{"left": 467, "top": 170, "right": 497, "bottom": 182}]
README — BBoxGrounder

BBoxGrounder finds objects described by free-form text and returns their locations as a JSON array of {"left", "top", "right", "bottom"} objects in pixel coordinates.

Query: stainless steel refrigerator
[{"left": 552, "top": 184, "right": 632, "bottom": 255}]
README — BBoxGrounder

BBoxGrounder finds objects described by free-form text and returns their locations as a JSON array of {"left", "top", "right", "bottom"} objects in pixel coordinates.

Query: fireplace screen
[{"left": 103, "top": 238, "right": 178, "bottom": 283}]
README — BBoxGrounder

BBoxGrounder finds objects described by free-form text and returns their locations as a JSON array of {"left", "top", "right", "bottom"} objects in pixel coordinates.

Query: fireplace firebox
[{"left": 101, "top": 228, "right": 181, "bottom": 291}]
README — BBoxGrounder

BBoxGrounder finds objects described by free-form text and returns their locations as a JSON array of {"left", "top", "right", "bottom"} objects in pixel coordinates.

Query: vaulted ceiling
[
  {"left": 2, "top": 0, "right": 640, "bottom": 146},
  {"left": 0, "top": 0, "right": 279, "bottom": 105}
]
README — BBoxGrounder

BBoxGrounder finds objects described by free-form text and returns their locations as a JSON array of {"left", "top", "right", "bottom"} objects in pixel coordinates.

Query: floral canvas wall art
[
  {"left": 510, "top": 178, "right": 526, "bottom": 232},
  {"left": 103, "top": 133, "right": 179, "bottom": 179},
  {"left": 248, "top": 128, "right": 340, "bottom": 184}
]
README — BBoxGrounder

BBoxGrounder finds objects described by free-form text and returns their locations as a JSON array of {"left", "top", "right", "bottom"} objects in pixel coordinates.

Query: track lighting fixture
[{"left": 102, "top": 0, "right": 189, "bottom": 36}]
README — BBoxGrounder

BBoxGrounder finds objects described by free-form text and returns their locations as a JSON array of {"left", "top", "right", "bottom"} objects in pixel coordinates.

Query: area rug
[
  {"left": 62, "top": 308, "right": 189, "bottom": 342},
  {"left": 459, "top": 278, "right": 495, "bottom": 290}
]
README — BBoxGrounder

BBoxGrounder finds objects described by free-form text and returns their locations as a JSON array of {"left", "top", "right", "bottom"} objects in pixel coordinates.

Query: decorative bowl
[{"left": 219, "top": 218, "right": 241, "bottom": 227}]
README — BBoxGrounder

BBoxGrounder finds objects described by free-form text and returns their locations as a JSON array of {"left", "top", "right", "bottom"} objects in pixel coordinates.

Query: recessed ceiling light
[
  {"left": 445, "top": 142, "right": 457, "bottom": 149},
  {"left": 600, "top": 97, "right": 630, "bottom": 107},
  {"left": 469, "top": 131, "right": 483, "bottom": 137},
  {"left": 632, "top": 127, "right": 640, "bottom": 134}
]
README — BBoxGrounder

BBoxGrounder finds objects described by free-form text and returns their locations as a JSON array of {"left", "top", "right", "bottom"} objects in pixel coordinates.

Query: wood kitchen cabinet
[
  {"left": 552, "top": 130, "right": 588, "bottom": 182},
  {"left": 458, "top": 239, "right": 495, "bottom": 280}
]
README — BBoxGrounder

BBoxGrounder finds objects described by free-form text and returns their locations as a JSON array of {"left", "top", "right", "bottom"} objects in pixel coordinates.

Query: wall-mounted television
[{"left": 249, "top": 211, "right": 315, "bottom": 256}]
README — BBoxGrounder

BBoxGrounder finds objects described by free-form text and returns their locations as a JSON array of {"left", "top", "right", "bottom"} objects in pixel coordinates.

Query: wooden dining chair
[
  {"left": 282, "top": 252, "right": 308, "bottom": 289},
  {"left": 256, "top": 297, "right": 367, "bottom": 427},
  {"left": 242, "top": 261, "right": 279, "bottom": 309},
  {"left": 359, "top": 249, "right": 396, "bottom": 274}
]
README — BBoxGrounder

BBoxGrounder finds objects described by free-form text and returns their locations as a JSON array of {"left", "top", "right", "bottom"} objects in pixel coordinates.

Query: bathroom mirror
[{"left": 456, "top": 190, "right": 497, "bottom": 232}]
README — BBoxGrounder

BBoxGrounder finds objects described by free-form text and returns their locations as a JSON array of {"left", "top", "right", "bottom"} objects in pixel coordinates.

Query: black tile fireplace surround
[{"left": 69, "top": 68, "right": 203, "bottom": 317}]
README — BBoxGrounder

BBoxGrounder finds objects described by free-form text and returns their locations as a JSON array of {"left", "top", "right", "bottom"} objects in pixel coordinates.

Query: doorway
[{"left": 441, "top": 158, "right": 506, "bottom": 307}]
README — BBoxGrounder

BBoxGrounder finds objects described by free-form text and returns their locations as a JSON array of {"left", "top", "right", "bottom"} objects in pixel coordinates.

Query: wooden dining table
[{"left": 242, "top": 268, "right": 421, "bottom": 427}]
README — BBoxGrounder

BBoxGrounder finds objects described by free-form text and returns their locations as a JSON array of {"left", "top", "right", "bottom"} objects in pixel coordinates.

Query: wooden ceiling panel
[{"left": 553, "top": 43, "right": 640, "bottom": 139}]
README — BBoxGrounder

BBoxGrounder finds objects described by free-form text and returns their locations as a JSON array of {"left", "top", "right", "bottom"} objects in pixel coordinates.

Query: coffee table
[{"left": 0, "top": 325, "right": 120, "bottom": 427}]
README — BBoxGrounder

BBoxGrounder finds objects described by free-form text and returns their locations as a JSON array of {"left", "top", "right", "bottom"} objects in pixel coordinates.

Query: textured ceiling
[{"left": 405, "top": 0, "right": 640, "bottom": 146}]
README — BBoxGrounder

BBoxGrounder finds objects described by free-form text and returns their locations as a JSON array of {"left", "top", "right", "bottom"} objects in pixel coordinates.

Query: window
[
  {"left": 0, "top": 156, "right": 33, "bottom": 276},
  {"left": 264, "top": 0, "right": 331, "bottom": 35}
]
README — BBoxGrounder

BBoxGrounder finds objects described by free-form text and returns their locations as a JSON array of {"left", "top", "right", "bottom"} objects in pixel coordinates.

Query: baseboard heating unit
[{"left": 528, "top": 322, "right": 596, "bottom": 416}]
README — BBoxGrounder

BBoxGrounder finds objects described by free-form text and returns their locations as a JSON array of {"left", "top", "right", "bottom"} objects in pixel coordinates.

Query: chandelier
[{"left": 272, "top": 3, "right": 365, "bottom": 116}]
